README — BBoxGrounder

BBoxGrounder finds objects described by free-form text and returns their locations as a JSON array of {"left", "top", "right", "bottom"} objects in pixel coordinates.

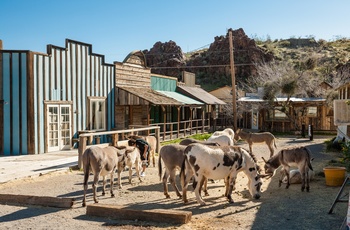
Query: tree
[{"left": 241, "top": 58, "right": 323, "bottom": 130}]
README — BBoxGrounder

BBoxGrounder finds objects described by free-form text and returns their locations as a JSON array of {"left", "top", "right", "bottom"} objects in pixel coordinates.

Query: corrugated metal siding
[
  {"left": 1, "top": 52, "right": 28, "bottom": 155},
  {"left": 32, "top": 40, "right": 115, "bottom": 154}
]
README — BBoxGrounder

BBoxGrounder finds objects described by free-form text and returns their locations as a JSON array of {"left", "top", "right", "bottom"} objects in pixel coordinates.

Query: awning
[
  {"left": 177, "top": 85, "right": 226, "bottom": 105},
  {"left": 156, "top": 90, "right": 203, "bottom": 105},
  {"left": 116, "top": 86, "right": 182, "bottom": 105}
]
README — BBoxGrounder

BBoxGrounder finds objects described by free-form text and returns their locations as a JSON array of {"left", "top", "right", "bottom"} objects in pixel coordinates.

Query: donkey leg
[
  {"left": 169, "top": 170, "right": 182, "bottom": 198},
  {"left": 226, "top": 176, "right": 237, "bottom": 203},
  {"left": 102, "top": 176, "right": 106, "bottom": 196},
  {"left": 93, "top": 174, "right": 100, "bottom": 203},
  {"left": 117, "top": 167, "right": 123, "bottom": 189},
  {"left": 194, "top": 175, "right": 206, "bottom": 205},
  {"left": 110, "top": 172, "right": 115, "bottom": 197},
  {"left": 163, "top": 171, "right": 171, "bottom": 198},
  {"left": 82, "top": 170, "right": 89, "bottom": 207},
  {"left": 306, "top": 169, "right": 310, "bottom": 192},
  {"left": 203, "top": 178, "right": 209, "bottom": 196},
  {"left": 301, "top": 169, "right": 306, "bottom": 192}
]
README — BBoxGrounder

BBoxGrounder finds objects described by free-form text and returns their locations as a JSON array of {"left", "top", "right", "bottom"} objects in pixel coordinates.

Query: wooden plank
[
  {"left": 86, "top": 204, "right": 192, "bottom": 224},
  {"left": 0, "top": 194, "right": 75, "bottom": 208}
]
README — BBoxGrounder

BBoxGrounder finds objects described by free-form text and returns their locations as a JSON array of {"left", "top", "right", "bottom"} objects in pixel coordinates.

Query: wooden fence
[{"left": 78, "top": 126, "right": 160, "bottom": 169}]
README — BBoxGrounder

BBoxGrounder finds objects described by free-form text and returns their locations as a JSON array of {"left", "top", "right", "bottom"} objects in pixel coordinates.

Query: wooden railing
[
  {"left": 147, "top": 118, "right": 210, "bottom": 141},
  {"left": 78, "top": 126, "right": 160, "bottom": 169}
]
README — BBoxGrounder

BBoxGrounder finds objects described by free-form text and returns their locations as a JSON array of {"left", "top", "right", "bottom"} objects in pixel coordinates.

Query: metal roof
[
  {"left": 116, "top": 86, "right": 182, "bottom": 105},
  {"left": 177, "top": 85, "right": 226, "bottom": 105},
  {"left": 238, "top": 96, "right": 326, "bottom": 103},
  {"left": 156, "top": 90, "right": 203, "bottom": 105}
]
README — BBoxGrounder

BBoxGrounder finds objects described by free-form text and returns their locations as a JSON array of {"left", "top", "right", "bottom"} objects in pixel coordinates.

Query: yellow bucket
[{"left": 323, "top": 167, "right": 346, "bottom": 186}]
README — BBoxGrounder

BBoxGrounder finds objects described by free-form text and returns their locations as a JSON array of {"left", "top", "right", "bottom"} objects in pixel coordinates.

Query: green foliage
[
  {"left": 160, "top": 133, "right": 212, "bottom": 146},
  {"left": 281, "top": 80, "right": 297, "bottom": 95},
  {"left": 340, "top": 141, "right": 350, "bottom": 164}
]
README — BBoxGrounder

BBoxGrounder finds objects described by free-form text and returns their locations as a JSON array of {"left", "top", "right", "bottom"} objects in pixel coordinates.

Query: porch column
[
  {"left": 177, "top": 106, "right": 181, "bottom": 139},
  {"left": 161, "top": 105, "right": 166, "bottom": 140}
]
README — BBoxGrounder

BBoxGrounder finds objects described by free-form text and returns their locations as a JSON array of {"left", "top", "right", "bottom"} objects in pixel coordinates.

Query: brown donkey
[{"left": 235, "top": 129, "right": 277, "bottom": 157}]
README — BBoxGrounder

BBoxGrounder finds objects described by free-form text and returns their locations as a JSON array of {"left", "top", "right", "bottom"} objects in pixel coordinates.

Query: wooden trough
[
  {"left": 86, "top": 203, "right": 192, "bottom": 224},
  {"left": 0, "top": 194, "right": 75, "bottom": 208}
]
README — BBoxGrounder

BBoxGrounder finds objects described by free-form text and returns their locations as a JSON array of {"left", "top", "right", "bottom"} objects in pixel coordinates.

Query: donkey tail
[
  {"left": 83, "top": 152, "right": 91, "bottom": 187},
  {"left": 180, "top": 157, "right": 187, "bottom": 189},
  {"left": 158, "top": 153, "right": 162, "bottom": 181},
  {"left": 305, "top": 147, "right": 314, "bottom": 171}
]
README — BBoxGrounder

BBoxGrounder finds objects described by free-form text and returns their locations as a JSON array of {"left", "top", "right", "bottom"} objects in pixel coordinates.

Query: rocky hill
[{"left": 143, "top": 28, "right": 350, "bottom": 91}]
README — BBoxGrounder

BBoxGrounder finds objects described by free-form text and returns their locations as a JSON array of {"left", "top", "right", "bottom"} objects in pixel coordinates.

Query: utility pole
[{"left": 229, "top": 30, "right": 237, "bottom": 131}]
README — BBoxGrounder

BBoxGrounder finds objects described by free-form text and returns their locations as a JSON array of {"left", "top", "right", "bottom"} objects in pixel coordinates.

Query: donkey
[
  {"left": 128, "top": 135, "right": 157, "bottom": 167},
  {"left": 180, "top": 144, "right": 263, "bottom": 205},
  {"left": 179, "top": 138, "right": 219, "bottom": 146},
  {"left": 262, "top": 146, "right": 314, "bottom": 192},
  {"left": 82, "top": 145, "right": 126, "bottom": 207},
  {"left": 122, "top": 145, "right": 143, "bottom": 186},
  {"left": 212, "top": 128, "right": 235, "bottom": 143},
  {"left": 207, "top": 134, "right": 234, "bottom": 146},
  {"left": 235, "top": 129, "right": 277, "bottom": 157},
  {"left": 159, "top": 142, "right": 219, "bottom": 199}
]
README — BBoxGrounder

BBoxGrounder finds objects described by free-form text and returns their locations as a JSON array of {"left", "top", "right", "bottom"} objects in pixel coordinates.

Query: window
[
  {"left": 268, "top": 107, "right": 288, "bottom": 120},
  {"left": 307, "top": 107, "right": 317, "bottom": 117},
  {"left": 89, "top": 98, "right": 106, "bottom": 130}
]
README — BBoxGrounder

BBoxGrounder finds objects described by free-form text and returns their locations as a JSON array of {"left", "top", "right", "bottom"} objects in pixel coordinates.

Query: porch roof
[
  {"left": 176, "top": 85, "right": 226, "bottom": 105},
  {"left": 116, "top": 86, "right": 182, "bottom": 105},
  {"left": 156, "top": 90, "right": 203, "bottom": 105}
]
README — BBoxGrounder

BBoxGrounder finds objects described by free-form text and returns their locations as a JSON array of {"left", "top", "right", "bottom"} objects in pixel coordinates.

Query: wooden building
[
  {"left": 114, "top": 51, "right": 205, "bottom": 139},
  {"left": 0, "top": 41, "right": 226, "bottom": 155},
  {"left": 238, "top": 95, "right": 335, "bottom": 133},
  {"left": 0, "top": 39, "right": 115, "bottom": 155},
  {"left": 334, "top": 82, "right": 350, "bottom": 140}
]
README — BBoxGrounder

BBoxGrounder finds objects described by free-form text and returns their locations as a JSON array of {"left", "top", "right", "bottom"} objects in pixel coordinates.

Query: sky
[{"left": 1, "top": 0, "right": 350, "bottom": 63}]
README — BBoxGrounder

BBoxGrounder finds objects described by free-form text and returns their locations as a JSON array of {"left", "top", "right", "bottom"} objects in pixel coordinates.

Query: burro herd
[{"left": 82, "top": 128, "right": 314, "bottom": 207}]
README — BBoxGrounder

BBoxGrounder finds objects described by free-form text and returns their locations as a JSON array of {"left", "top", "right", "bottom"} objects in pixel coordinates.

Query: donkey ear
[{"left": 261, "top": 157, "right": 267, "bottom": 163}]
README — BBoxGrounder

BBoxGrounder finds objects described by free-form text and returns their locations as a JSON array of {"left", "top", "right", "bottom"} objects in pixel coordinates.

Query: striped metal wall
[
  {"left": 1, "top": 39, "right": 115, "bottom": 155},
  {"left": 0, "top": 52, "right": 29, "bottom": 155}
]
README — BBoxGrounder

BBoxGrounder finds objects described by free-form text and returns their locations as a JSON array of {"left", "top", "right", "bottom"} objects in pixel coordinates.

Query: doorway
[{"left": 46, "top": 104, "right": 72, "bottom": 152}]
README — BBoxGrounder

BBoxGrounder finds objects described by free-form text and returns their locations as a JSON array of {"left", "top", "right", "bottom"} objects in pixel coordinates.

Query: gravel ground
[{"left": 0, "top": 135, "right": 348, "bottom": 230}]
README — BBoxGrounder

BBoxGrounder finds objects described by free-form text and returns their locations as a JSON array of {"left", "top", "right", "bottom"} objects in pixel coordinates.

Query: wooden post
[
  {"left": 162, "top": 105, "right": 166, "bottom": 140},
  {"left": 156, "top": 127, "right": 160, "bottom": 153},
  {"left": 78, "top": 136, "right": 87, "bottom": 169},
  {"left": 111, "top": 133, "right": 118, "bottom": 146},
  {"left": 229, "top": 30, "right": 237, "bottom": 131},
  {"left": 87, "top": 204, "right": 192, "bottom": 224},
  {"left": 177, "top": 107, "right": 181, "bottom": 138},
  {"left": 0, "top": 194, "right": 75, "bottom": 208}
]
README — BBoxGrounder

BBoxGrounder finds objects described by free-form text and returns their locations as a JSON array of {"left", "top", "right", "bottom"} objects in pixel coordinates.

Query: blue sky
[{"left": 1, "top": 0, "right": 349, "bottom": 63}]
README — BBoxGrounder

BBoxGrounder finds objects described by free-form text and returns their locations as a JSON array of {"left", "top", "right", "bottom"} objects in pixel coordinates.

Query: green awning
[{"left": 156, "top": 90, "right": 203, "bottom": 105}]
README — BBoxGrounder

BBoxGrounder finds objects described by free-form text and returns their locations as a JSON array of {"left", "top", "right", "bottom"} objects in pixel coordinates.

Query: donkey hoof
[{"left": 111, "top": 194, "right": 115, "bottom": 197}]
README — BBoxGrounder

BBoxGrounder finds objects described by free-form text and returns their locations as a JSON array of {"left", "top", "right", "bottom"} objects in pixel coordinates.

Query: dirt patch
[{"left": 0, "top": 136, "right": 347, "bottom": 229}]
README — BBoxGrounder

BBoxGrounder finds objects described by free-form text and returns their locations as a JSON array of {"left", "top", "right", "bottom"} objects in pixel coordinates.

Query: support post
[{"left": 229, "top": 30, "right": 237, "bottom": 131}]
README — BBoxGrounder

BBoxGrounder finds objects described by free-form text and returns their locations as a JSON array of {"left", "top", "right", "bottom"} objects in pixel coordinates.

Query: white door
[
  {"left": 47, "top": 105, "right": 71, "bottom": 152},
  {"left": 252, "top": 110, "right": 259, "bottom": 130}
]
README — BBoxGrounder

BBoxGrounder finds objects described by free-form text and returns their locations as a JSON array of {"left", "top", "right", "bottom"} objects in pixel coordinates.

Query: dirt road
[{"left": 0, "top": 135, "right": 347, "bottom": 229}]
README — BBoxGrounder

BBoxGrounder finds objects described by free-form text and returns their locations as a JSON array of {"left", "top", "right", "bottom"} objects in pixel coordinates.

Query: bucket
[{"left": 323, "top": 167, "right": 346, "bottom": 186}]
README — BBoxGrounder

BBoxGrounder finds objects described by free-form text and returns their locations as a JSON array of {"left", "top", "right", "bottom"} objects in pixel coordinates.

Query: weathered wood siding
[{"left": 115, "top": 61, "right": 151, "bottom": 87}]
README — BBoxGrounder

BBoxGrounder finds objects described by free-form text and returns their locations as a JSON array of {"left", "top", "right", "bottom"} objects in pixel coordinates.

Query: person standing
[{"left": 128, "top": 138, "right": 150, "bottom": 177}]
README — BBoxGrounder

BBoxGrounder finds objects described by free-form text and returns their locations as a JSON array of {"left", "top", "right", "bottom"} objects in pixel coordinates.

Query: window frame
[{"left": 88, "top": 97, "right": 107, "bottom": 131}]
